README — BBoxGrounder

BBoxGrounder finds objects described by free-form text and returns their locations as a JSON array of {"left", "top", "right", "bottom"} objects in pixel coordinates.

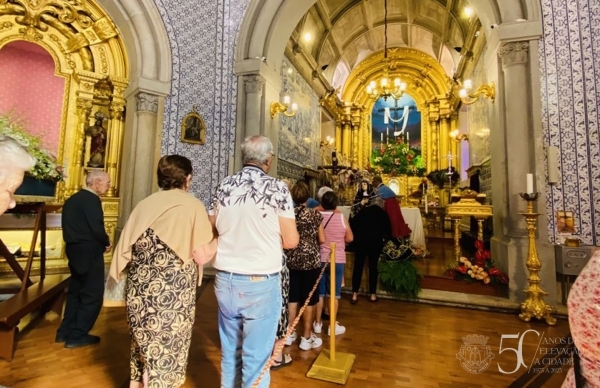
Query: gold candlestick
[{"left": 518, "top": 192, "right": 556, "bottom": 325}]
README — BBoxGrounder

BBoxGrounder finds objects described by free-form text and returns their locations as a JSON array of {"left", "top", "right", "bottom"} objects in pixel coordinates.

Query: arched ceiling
[{"left": 288, "top": 0, "right": 481, "bottom": 93}]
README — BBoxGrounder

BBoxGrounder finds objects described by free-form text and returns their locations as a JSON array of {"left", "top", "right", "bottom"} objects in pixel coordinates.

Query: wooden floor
[{"left": 0, "top": 280, "right": 572, "bottom": 388}]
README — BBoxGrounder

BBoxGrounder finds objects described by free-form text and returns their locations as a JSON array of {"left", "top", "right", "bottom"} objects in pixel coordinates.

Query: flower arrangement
[
  {"left": 368, "top": 137, "right": 426, "bottom": 177},
  {"left": 0, "top": 113, "right": 63, "bottom": 182},
  {"left": 445, "top": 240, "right": 509, "bottom": 285}
]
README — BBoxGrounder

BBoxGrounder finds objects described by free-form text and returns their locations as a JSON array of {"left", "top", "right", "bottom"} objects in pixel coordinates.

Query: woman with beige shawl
[{"left": 106, "top": 155, "right": 216, "bottom": 388}]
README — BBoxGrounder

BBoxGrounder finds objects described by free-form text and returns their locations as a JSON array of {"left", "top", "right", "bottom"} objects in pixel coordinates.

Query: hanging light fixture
[{"left": 366, "top": 0, "right": 406, "bottom": 100}]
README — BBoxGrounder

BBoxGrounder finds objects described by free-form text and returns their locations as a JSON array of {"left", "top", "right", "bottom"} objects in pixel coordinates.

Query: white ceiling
[{"left": 289, "top": 0, "right": 478, "bottom": 91}]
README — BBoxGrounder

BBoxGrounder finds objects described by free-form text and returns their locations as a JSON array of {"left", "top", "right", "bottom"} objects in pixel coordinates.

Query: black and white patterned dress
[{"left": 126, "top": 228, "right": 197, "bottom": 388}]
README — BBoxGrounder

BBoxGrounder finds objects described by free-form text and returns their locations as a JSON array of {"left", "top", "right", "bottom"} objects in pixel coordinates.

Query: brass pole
[{"left": 329, "top": 242, "right": 336, "bottom": 361}]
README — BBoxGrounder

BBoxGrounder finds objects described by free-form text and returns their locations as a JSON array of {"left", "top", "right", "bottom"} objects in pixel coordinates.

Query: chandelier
[{"left": 365, "top": 0, "right": 406, "bottom": 100}]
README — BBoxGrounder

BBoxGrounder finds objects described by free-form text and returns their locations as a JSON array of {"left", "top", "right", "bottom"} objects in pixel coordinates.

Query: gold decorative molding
[{"left": 0, "top": 0, "right": 130, "bottom": 274}]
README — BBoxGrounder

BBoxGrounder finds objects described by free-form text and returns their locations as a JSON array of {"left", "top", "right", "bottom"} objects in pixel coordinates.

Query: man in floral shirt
[{"left": 208, "top": 135, "right": 299, "bottom": 388}]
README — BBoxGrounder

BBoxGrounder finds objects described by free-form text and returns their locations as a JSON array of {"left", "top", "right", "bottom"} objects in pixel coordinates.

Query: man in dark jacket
[
  {"left": 56, "top": 170, "right": 111, "bottom": 348},
  {"left": 349, "top": 197, "right": 391, "bottom": 303}
]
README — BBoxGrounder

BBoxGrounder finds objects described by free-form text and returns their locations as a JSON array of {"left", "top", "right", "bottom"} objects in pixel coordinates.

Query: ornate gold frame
[
  {"left": 0, "top": 0, "right": 129, "bottom": 276},
  {"left": 340, "top": 47, "right": 461, "bottom": 172},
  {"left": 180, "top": 105, "right": 206, "bottom": 145}
]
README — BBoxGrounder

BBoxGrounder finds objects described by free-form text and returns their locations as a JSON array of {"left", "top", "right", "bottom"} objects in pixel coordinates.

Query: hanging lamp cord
[{"left": 384, "top": 0, "right": 388, "bottom": 59}]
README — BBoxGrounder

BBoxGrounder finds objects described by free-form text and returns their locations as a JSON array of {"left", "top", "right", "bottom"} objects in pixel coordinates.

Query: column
[
  {"left": 335, "top": 121, "right": 342, "bottom": 155},
  {"left": 439, "top": 116, "right": 451, "bottom": 169},
  {"left": 498, "top": 41, "right": 531, "bottom": 236},
  {"left": 429, "top": 120, "right": 439, "bottom": 171},
  {"left": 243, "top": 75, "right": 265, "bottom": 138},
  {"left": 351, "top": 122, "right": 359, "bottom": 169},
  {"left": 131, "top": 92, "right": 159, "bottom": 208},
  {"left": 106, "top": 103, "right": 125, "bottom": 197},
  {"left": 70, "top": 98, "right": 93, "bottom": 195},
  {"left": 342, "top": 121, "right": 351, "bottom": 164}
]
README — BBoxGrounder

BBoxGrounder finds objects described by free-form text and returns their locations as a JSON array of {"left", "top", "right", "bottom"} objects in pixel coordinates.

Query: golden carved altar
[
  {"left": 319, "top": 48, "right": 462, "bottom": 175},
  {"left": 0, "top": 0, "right": 129, "bottom": 275},
  {"left": 445, "top": 190, "right": 493, "bottom": 261}
]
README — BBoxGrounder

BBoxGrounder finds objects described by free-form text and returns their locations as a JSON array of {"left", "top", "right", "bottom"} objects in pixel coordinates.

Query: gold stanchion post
[
  {"left": 307, "top": 242, "right": 355, "bottom": 384},
  {"left": 518, "top": 193, "right": 556, "bottom": 325}
]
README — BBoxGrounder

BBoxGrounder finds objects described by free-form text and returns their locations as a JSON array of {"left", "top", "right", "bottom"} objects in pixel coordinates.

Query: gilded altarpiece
[
  {"left": 331, "top": 48, "right": 461, "bottom": 204},
  {"left": 0, "top": 0, "right": 129, "bottom": 276}
]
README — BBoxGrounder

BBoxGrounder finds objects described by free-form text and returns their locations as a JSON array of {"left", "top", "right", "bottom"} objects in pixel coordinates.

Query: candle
[
  {"left": 526, "top": 173, "right": 534, "bottom": 194},
  {"left": 387, "top": 128, "right": 389, "bottom": 137},
  {"left": 406, "top": 132, "right": 409, "bottom": 142},
  {"left": 380, "top": 133, "right": 383, "bottom": 142},
  {"left": 425, "top": 194, "right": 428, "bottom": 214}
]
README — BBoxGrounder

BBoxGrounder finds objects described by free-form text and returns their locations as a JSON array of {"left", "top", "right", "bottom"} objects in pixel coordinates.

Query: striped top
[{"left": 319, "top": 211, "right": 348, "bottom": 264}]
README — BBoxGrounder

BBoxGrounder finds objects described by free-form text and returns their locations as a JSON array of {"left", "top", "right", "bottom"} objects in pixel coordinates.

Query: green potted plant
[{"left": 0, "top": 113, "right": 63, "bottom": 196}]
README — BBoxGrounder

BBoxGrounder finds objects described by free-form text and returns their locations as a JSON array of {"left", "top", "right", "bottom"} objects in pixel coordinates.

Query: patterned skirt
[
  {"left": 276, "top": 254, "right": 290, "bottom": 339},
  {"left": 126, "top": 228, "right": 198, "bottom": 388}
]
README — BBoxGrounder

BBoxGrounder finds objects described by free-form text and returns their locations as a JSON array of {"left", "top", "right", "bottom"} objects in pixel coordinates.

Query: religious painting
[
  {"left": 371, "top": 94, "right": 421, "bottom": 149},
  {"left": 556, "top": 210, "right": 575, "bottom": 234},
  {"left": 181, "top": 105, "right": 206, "bottom": 145}
]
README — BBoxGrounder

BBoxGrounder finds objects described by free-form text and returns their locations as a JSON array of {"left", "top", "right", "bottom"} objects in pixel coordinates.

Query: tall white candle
[
  {"left": 527, "top": 173, "right": 534, "bottom": 194},
  {"left": 406, "top": 132, "right": 409, "bottom": 142},
  {"left": 425, "top": 194, "right": 428, "bottom": 214},
  {"left": 380, "top": 133, "right": 383, "bottom": 142}
]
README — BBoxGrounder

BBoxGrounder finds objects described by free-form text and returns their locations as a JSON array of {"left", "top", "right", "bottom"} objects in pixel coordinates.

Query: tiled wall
[
  {"left": 156, "top": 0, "right": 250, "bottom": 204},
  {"left": 278, "top": 58, "right": 321, "bottom": 173},
  {"left": 540, "top": 0, "right": 600, "bottom": 245},
  {"left": 467, "top": 48, "right": 491, "bottom": 168}
]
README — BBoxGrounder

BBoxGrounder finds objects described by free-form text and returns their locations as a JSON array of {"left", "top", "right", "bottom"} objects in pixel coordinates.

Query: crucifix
[
  {"left": 377, "top": 98, "right": 416, "bottom": 142},
  {"left": 445, "top": 151, "right": 455, "bottom": 185}
]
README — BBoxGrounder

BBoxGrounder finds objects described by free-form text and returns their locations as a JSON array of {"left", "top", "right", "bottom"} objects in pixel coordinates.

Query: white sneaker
[
  {"left": 327, "top": 321, "right": 346, "bottom": 336},
  {"left": 285, "top": 331, "right": 297, "bottom": 346},
  {"left": 313, "top": 321, "right": 323, "bottom": 334},
  {"left": 299, "top": 333, "right": 323, "bottom": 350}
]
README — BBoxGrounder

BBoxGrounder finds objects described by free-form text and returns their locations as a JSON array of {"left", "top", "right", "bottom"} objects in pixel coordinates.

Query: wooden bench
[{"left": 0, "top": 274, "right": 70, "bottom": 361}]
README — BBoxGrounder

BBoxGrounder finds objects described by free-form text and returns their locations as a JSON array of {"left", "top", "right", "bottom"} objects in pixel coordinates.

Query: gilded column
[
  {"left": 351, "top": 122, "right": 360, "bottom": 170},
  {"left": 106, "top": 102, "right": 125, "bottom": 197},
  {"left": 439, "top": 115, "right": 451, "bottom": 169},
  {"left": 429, "top": 118, "right": 439, "bottom": 171},
  {"left": 499, "top": 41, "right": 531, "bottom": 235},
  {"left": 335, "top": 121, "right": 342, "bottom": 153},
  {"left": 132, "top": 92, "right": 159, "bottom": 208},
  {"left": 342, "top": 120, "right": 351, "bottom": 163},
  {"left": 70, "top": 98, "right": 93, "bottom": 195}
]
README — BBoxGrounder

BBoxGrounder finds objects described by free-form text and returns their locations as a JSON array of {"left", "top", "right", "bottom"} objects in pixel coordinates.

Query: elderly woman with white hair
[{"left": 0, "top": 135, "right": 36, "bottom": 215}]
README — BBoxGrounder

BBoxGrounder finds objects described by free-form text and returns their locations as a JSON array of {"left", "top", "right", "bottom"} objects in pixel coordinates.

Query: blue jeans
[
  {"left": 318, "top": 263, "right": 345, "bottom": 299},
  {"left": 215, "top": 271, "right": 281, "bottom": 388}
]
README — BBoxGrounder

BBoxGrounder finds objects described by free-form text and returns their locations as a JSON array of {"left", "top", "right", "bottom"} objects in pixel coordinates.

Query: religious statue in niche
[
  {"left": 181, "top": 105, "right": 206, "bottom": 145},
  {"left": 86, "top": 111, "right": 108, "bottom": 168}
]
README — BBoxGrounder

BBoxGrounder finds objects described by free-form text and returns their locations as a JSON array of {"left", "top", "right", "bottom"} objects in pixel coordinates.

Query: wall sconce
[
  {"left": 270, "top": 95, "right": 298, "bottom": 119},
  {"left": 450, "top": 129, "right": 469, "bottom": 142},
  {"left": 459, "top": 80, "right": 495, "bottom": 105}
]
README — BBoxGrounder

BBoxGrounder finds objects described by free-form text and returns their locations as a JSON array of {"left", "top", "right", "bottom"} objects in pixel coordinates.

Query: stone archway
[{"left": 234, "top": 0, "right": 554, "bottom": 304}]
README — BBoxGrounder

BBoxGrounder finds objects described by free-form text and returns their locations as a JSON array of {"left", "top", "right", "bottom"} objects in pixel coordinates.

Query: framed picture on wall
[
  {"left": 181, "top": 105, "right": 206, "bottom": 145},
  {"left": 556, "top": 210, "right": 575, "bottom": 234}
]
